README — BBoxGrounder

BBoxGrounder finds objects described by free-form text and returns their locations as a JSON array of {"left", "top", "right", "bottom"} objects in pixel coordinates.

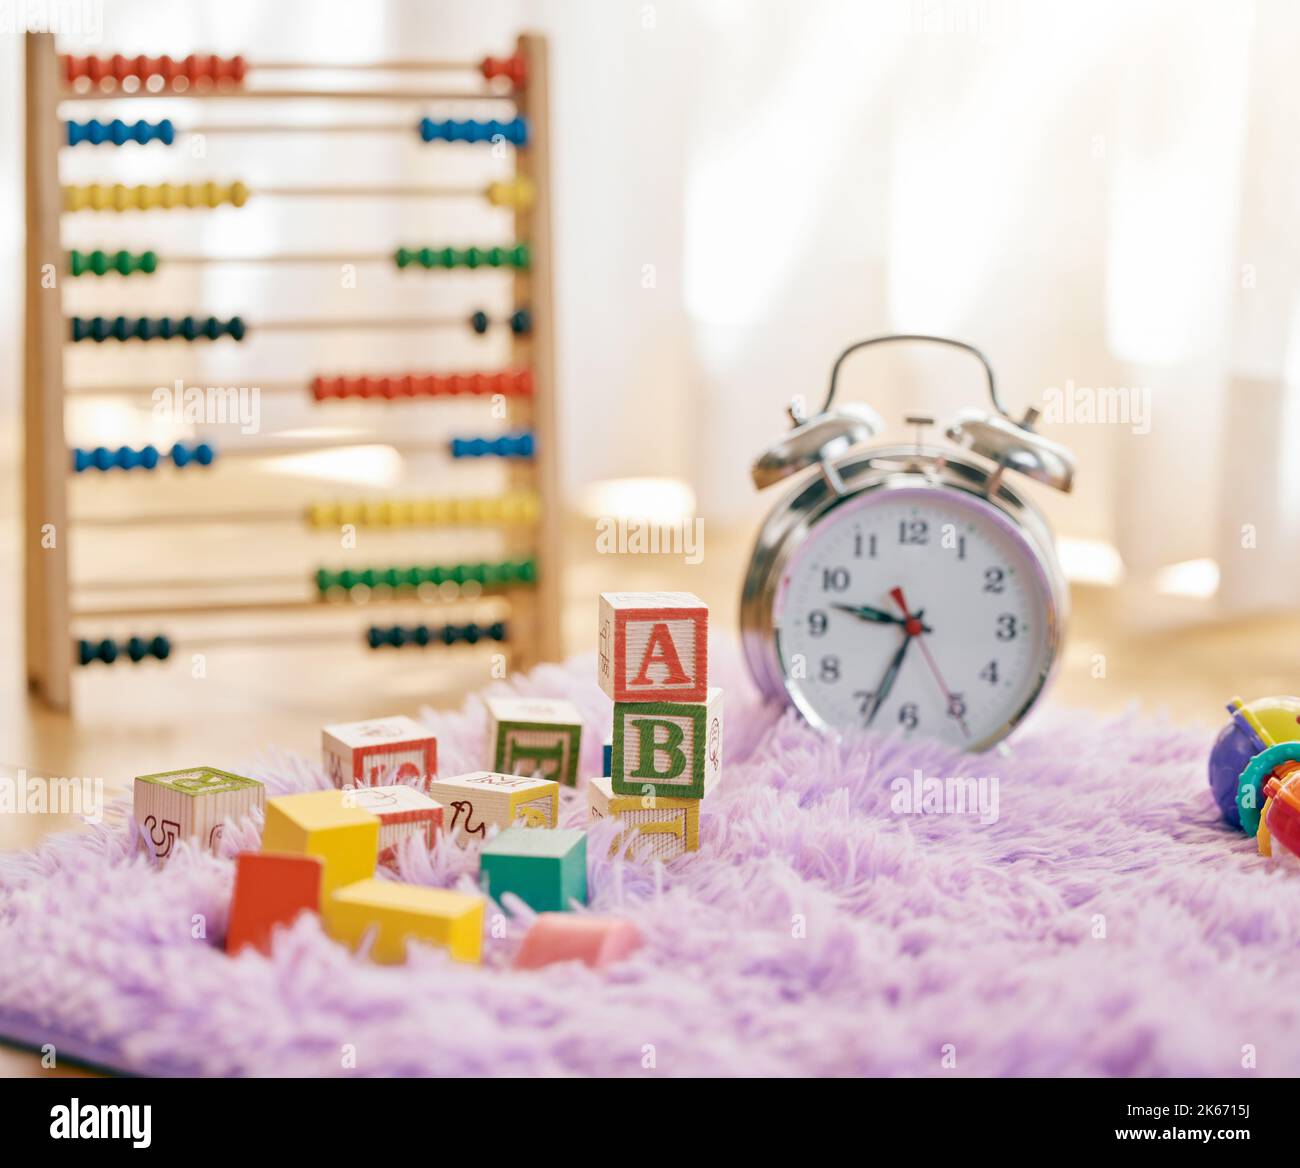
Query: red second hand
[{"left": 889, "top": 586, "right": 971, "bottom": 739}]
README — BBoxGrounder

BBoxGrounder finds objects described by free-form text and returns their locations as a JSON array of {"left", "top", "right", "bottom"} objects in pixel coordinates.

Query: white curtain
[{"left": 5, "top": 0, "right": 1298, "bottom": 620}]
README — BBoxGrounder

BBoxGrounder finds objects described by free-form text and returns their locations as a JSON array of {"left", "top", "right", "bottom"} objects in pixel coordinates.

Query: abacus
[{"left": 23, "top": 32, "right": 561, "bottom": 711}]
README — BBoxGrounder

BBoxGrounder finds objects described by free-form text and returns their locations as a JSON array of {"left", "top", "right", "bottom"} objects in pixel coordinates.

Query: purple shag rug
[{"left": 2, "top": 643, "right": 1299, "bottom": 1077}]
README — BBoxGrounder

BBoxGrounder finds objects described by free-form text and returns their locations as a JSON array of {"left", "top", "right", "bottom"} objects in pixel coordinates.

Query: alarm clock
[{"left": 740, "top": 334, "right": 1075, "bottom": 751}]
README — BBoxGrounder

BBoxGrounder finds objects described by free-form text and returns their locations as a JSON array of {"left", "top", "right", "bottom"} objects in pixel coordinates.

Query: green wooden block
[
  {"left": 486, "top": 696, "right": 583, "bottom": 787},
  {"left": 611, "top": 688, "right": 724, "bottom": 800},
  {"left": 479, "top": 827, "right": 587, "bottom": 912}
]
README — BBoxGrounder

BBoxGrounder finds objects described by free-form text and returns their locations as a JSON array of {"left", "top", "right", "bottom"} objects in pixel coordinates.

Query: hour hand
[{"left": 833, "top": 603, "right": 932, "bottom": 633}]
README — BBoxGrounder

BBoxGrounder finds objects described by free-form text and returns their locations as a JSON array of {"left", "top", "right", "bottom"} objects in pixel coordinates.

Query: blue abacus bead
[
  {"left": 140, "top": 444, "right": 160, "bottom": 470},
  {"left": 510, "top": 308, "right": 532, "bottom": 335},
  {"left": 366, "top": 627, "right": 383, "bottom": 649},
  {"left": 126, "top": 636, "right": 148, "bottom": 662},
  {"left": 72, "top": 448, "right": 89, "bottom": 473},
  {"left": 516, "top": 432, "right": 535, "bottom": 458},
  {"left": 76, "top": 639, "right": 94, "bottom": 666},
  {"left": 115, "top": 446, "right": 138, "bottom": 470},
  {"left": 99, "top": 638, "right": 118, "bottom": 665},
  {"left": 490, "top": 621, "right": 507, "bottom": 642},
  {"left": 193, "top": 442, "right": 215, "bottom": 466},
  {"left": 470, "top": 310, "right": 490, "bottom": 335},
  {"left": 418, "top": 118, "right": 437, "bottom": 142},
  {"left": 157, "top": 119, "right": 175, "bottom": 145},
  {"left": 227, "top": 316, "right": 247, "bottom": 341},
  {"left": 170, "top": 442, "right": 191, "bottom": 468},
  {"left": 66, "top": 121, "right": 84, "bottom": 146},
  {"left": 151, "top": 635, "right": 171, "bottom": 660},
  {"left": 92, "top": 446, "right": 114, "bottom": 471},
  {"left": 462, "top": 623, "right": 480, "bottom": 645}
]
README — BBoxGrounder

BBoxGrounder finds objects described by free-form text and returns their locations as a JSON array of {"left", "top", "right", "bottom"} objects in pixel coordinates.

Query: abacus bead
[
  {"left": 126, "top": 636, "right": 148, "bottom": 662},
  {"left": 170, "top": 443, "right": 190, "bottom": 468},
  {"left": 470, "top": 310, "right": 489, "bottom": 335},
  {"left": 100, "top": 638, "right": 118, "bottom": 664},
  {"left": 510, "top": 309, "right": 532, "bottom": 335},
  {"left": 194, "top": 442, "right": 215, "bottom": 465}
]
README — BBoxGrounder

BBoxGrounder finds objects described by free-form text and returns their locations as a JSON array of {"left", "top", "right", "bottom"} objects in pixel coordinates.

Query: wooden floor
[{"left": 3, "top": 497, "right": 1298, "bottom": 1075}]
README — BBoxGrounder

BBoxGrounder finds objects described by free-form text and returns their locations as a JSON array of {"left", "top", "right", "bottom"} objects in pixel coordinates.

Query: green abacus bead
[
  {"left": 519, "top": 558, "right": 537, "bottom": 583},
  {"left": 315, "top": 568, "right": 333, "bottom": 593}
]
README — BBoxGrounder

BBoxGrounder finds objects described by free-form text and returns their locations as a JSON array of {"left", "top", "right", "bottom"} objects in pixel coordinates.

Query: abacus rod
[
  {"left": 250, "top": 59, "right": 503, "bottom": 71},
  {"left": 65, "top": 380, "right": 535, "bottom": 398},
  {"left": 71, "top": 508, "right": 539, "bottom": 529},
  {"left": 64, "top": 315, "right": 519, "bottom": 337},
  {"left": 133, "top": 122, "right": 500, "bottom": 135},
  {"left": 255, "top": 185, "right": 489, "bottom": 198},
  {"left": 72, "top": 594, "right": 509, "bottom": 619},
  {"left": 107, "top": 253, "right": 512, "bottom": 265},
  {"left": 59, "top": 89, "right": 510, "bottom": 103}
]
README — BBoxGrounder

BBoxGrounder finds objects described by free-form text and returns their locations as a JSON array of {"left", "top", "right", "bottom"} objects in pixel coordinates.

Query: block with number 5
[
  {"left": 597, "top": 591, "right": 708, "bottom": 703},
  {"left": 611, "top": 688, "right": 723, "bottom": 800}
]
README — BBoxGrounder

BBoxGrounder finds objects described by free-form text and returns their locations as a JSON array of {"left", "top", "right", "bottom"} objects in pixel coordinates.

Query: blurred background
[{"left": 1, "top": 0, "right": 1298, "bottom": 842}]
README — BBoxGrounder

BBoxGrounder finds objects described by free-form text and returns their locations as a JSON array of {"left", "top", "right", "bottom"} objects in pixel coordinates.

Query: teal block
[{"left": 480, "top": 827, "right": 587, "bottom": 912}]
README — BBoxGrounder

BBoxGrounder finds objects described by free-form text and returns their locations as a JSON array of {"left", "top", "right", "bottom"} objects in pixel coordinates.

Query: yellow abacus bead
[
  {"left": 63, "top": 181, "right": 250, "bottom": 212},
  {"left": 431, "top": 499, "right": 455, "bottom": 525},
  {"left": 486, "top": 177, "right": 536, "bottom": 210},
  {"left": 390, "top": 502, "right": 415, "bottom": 527},
  {"left": 411, "top": 500, "right": 437, "bottom": 525}
]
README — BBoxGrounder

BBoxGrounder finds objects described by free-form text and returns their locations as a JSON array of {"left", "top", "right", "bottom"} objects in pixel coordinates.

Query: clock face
[{"left": 772, "top": 485, "right": 1056, "bottom": 749}]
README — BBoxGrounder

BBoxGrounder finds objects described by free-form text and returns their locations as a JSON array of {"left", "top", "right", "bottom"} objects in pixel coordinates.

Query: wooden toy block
[
  {"left": 134, "top": 766, "right": 264, "bottom": 861},
  {"left": 485, "top": 696, "right": 582, "bottom": 787},
  {"left": 602, "top": 737, "right": 612, "bottom": 777},
  {"left": 225, "top": 851, "right": 323, "bottom": 956},
  {"left": 346, "top": 785, "right": 443, "bottom": 864},
  {"left": 261, "top": 789, "right": 381, "bottom": 896},
  {"left": 611, "top": 687, "right": 723, "bottom": 799},
  {"left": 427, "top": 771, "right": 559, "bottom": 847},
  {"left": 588, "top": 776, "right": 700, "bottom": 861},
  {"left": 598, "top": 591, "right": 708, "bottom": 703},
  {"left": 480, "top": 826, "right": 587, "bottom": 912},
  {"left": 513, "top": 914, "right": 642, "bottom": 970},
  {"left": 324, "top": 878, "right": 484, "bottom": 964},
  {"left": 321, "top": 714, "right": 437, "bottom": 790}
]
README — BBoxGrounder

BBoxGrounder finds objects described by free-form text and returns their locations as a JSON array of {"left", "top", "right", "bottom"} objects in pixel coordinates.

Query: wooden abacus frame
[{"left": 23, "top": 31, "right": 562, "bottom": 712}]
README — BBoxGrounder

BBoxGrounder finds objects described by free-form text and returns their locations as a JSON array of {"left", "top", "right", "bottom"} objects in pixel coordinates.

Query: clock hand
[
  {"left": 863, "top": 607, "right": 926, "bottom": 726},
  {"left": 890, "top": 586, "right": 970, "bottom": 739},
  {"left": 833, "top": 603, "right": 933, "bottom": 634}
]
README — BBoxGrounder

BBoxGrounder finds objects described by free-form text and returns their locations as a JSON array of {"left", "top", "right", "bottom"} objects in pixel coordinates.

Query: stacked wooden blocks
[{"left": 590, "top": 592, "right": 722, "bottom": 859}]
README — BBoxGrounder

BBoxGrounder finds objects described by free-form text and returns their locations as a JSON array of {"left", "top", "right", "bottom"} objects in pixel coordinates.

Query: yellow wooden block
[
  {"left": 325, "top": 878, "right": 484, "bottom": 964},
  {"left": 587, "top": 776, "right": 700, "bottom": 861},
  {"left": 427, "top": 771, "right": 559, "bottom": 847},
  {"left": 261, "top": 790, "right": 381, "bottom": 896}
]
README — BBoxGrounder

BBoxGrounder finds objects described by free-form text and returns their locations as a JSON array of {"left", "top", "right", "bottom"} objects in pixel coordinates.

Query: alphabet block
[
  {"left": 426, "top": 771, "right": 559, "bottom": 847},
  {"left": 513, "top": 914, "right": 642, "bottom": 970},
  {"left": 261, "top": 789, "right": 381, "bottom": 896},
  {"left": 324, "top": 878, "right": 484, "bottom": 964},
  {"left": 225, "top": 851, "right": 323, "bottom": 956},
  {"left": 134, "top": 766, "right": 264, "bottom": 861},
  {"left": 480, "top": 827, "right": 587, "bottom": 912},
  {"left": 346, "top": 785, "right": 444, "bottom": 865},
  {"left": 598, "top": 591, "right": 708, "bottom": 703},
  {"left": 485, "top": 696, "right": 582, "bottom": 787},
  {"left": 602, "top": 737, "right": 612, "bottom": 778},
  {"left": 611, "top": 688, "right": 723, "bottom": 799},
  {"left": 588, "top": 776, "right": 700, "bottom": 861},
  {"left": 321, "top": 715, "right": 437, "bottom": 790}
]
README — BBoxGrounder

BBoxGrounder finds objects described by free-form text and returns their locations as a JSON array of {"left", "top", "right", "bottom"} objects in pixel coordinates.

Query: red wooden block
[
  {"left": 597, "top": 592, "right": 708, "bottom": 703},
  {"left": 225, "top": 851, "right": 323, "bottom": 956}
]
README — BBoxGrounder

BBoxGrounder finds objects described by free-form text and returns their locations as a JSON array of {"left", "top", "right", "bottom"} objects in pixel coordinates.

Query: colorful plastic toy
[{"left": 1208, "top": 695, "right": 1300, "bottom": 830}]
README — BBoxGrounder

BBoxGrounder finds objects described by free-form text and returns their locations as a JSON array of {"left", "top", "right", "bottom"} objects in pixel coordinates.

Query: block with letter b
[
  {"left": 598, "top": 591, "right": 708, "bottom": 703},
  {"left": 485, "top": 696, "right": 582, "bottom": 787},
  {"left": 611, "top": 688, "right": 723, "bottom": 800}
]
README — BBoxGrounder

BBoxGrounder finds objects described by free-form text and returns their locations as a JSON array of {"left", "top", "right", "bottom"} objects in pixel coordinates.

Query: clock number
[
  {"left": 853, "top": 531, "right": 877, "bottom": 559},
  {"left": 979, "top": 660, "right": 999, "bottom": 685},
  {"left": 996, "top": 614, "right": 1017, "bottom": 641},
  {"left": 822, "top": 567, "right": 851, "bottom": 592},
  {"left": 854, "top": 690, "right": 874, "bottom": 716},
  {"left": 898, "top": 702, "right": 919, "bottom": 730},
  {"left": 898, "top": 519, "right": 928, "bottom": 546},
  {"left": 984, "top": 567, "right": 1006, "bottom": 594},
  {"left": 946, "top": 693, "right": 967, "bottom": 720},
  {"left": 808, "top": 610, "right": 828, "bottom": 637},
  {"left": 819, "top": 656, "right": 841, "bottom": 682}
]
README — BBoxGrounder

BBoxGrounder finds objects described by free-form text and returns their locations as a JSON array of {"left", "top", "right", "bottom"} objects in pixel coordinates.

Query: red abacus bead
[
  {"left": 514, "top": 369, "right": 534, "bottom": 396},
  {"left": 481, "top": 54, "right": 527, "bottom": 87}
]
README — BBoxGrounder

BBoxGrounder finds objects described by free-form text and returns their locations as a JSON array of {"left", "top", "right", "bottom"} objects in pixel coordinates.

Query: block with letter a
[
  {"left": 611, "top": 688, "right": 723, "bottom": 800},
  {"left": 597, "top": 591, "right": 708, "bottom": 703}
]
